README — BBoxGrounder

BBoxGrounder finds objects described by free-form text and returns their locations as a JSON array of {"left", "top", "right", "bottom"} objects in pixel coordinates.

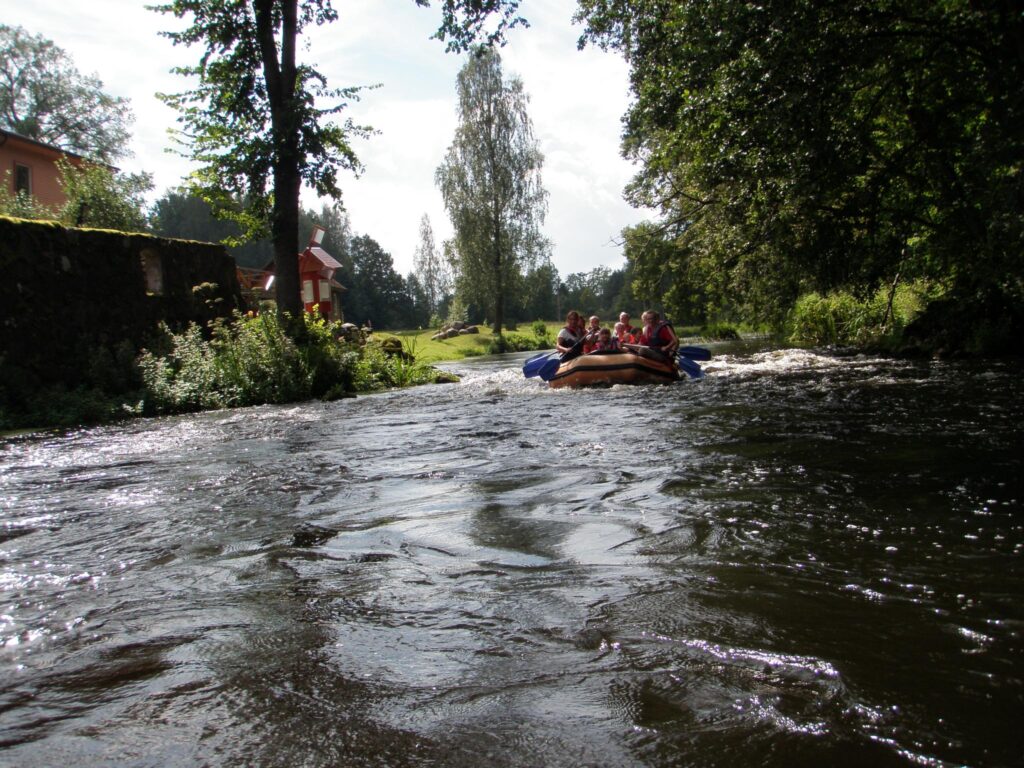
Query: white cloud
[{"left": 5, "top": 0, "right": 650, "bottom": 277}]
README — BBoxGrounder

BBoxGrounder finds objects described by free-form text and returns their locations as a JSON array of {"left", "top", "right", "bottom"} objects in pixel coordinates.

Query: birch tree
[
  {"left": 435, "top": 47, "right": 548, "bottom": 336},
  {"left": 412, "top": 213, "right": 453, "bottom": 318}
]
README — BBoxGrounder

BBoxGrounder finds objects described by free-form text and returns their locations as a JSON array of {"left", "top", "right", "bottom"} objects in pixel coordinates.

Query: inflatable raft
[{"left": 547, "top": 349, "right": 679, "bottom": 389}]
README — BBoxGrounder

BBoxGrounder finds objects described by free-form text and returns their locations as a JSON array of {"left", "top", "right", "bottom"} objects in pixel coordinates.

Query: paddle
[
  {"left": 676, "top": 355, "right": 705, "bottom": 379},
  {"left": 538, "top": 333, "right": 591, "bottom": 381},
  {"left": 676, "top": 345, "right": 711, "bottom": 362},
  {"left": 522, "top": 350, "right": 558, "bottom": 378}
]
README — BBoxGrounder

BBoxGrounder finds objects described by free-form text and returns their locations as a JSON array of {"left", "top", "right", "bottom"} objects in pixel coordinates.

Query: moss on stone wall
[{"left": 0, "top": 216, "right": 244, "bottom": 400}]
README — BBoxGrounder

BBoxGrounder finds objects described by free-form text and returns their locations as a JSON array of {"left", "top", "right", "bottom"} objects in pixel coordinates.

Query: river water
[{"left": 1, "top": 343, "right": 1021, "bottom": 767}]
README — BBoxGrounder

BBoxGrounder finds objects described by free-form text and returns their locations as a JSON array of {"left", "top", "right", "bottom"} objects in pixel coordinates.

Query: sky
[{"left": 4, "top": 0, "right": 650, "bottom": 277}]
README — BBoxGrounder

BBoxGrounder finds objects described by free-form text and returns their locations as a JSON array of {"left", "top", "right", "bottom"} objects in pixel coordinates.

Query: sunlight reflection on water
[{"left": 0, "top": 345, "right": 1021, "bottom": 767}]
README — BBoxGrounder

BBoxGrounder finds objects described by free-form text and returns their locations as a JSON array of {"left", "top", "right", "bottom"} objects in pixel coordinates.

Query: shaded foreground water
[{"left": 1, "top": 343, "right": 1021, "bottom": 767}]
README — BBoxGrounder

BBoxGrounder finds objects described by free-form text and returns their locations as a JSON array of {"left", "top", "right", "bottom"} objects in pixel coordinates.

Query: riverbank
[
  {"left": 380, "top": 323, "right": 552, "bottom": 364},
  {"left": 0, "top": 317, "right": 724, "bottom": 434},
  {"left": 0, "top": 314, "right": 504, "bottom": 434}
]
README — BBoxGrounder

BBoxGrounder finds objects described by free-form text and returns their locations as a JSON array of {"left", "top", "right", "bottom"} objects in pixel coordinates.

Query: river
[{"left": 1, "top": 343, "right": 1021, "bottom": 767}]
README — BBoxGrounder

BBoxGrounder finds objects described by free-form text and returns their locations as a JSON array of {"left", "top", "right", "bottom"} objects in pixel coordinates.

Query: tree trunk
[
  {"left": 492, "top": 213, "right": 503, "bottom": 335},
  {"left": 272, "top": 159, "right": 302, "bottom": 319},
  {"left": 256, "top": 0, "right": 302, "bottom": 319}
]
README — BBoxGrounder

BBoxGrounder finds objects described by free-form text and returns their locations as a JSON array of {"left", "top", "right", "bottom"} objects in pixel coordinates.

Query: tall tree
[
  {"left": 519, "top": 258, "right": 560, "bottom": 321},
  {"left": 577, "top": 0, "right": 1024, "bottom": 328},
  {"left": 152, "top": 0, "right": 526, "bottom": 322},
  {"left": 436, "top": 47, "right": 548, "bottom": 335},
  {"left": 404, "top": 272, "right": 433, "bottom": 328},
  {"left": 412, "top": 213, "right": 453, "bottom": 318},
  {"left": 345, "top": 234, "right": 412, "bottom": 329},
  {"left": 0, "top": 25, "right": 133, "bottom": 162},
  {"left": 152, "top": 0, "right": 365, "bottom": 319}
]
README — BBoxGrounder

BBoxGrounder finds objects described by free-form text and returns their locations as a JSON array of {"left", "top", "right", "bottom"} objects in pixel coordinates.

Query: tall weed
[
  {"left": 788, "top": 282, "right": 932, "bottom": 347},
  {"left": 355, "top": 337, "right": 440, "bottom": 390},
  {"left": 138, "top": 312, "right": 358, "bottom": 414}
]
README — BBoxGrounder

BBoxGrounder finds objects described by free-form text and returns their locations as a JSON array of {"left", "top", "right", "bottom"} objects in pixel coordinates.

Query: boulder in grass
[
  {"left": 336, "top": 322, "right": 364, "bottom": 344},
  {"left": 378, "top": 337, "right": 414, "bottom": 361}
]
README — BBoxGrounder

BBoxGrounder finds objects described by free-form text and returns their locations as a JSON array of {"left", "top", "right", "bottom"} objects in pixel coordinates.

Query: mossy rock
[
  {"left": 431, "top": 370, "right": 460, "bottom": 384},
  {"left": 377, "top": 337, "right": 415, "bottom": 362}
]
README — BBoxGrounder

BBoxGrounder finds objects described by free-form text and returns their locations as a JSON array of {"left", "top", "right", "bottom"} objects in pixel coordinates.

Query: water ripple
[{"left": 0, "top": 347, "right": 1021, "bottom": 767}]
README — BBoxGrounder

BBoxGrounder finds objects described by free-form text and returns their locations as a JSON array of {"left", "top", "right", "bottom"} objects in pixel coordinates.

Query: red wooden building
[
  {"left": 261, "top": 226, "right": 346, "bottom": 320},
  {"left": 299, "top": 226, "right": 345, "bottom": 318}
]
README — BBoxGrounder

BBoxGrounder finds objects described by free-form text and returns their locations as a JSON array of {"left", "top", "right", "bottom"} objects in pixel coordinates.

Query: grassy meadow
[
  {"left": 379, "top": 323, "right": 561, "bottom": 365},
  {"left": 378, "top": 320, "right": 710, "bottom": 365}
]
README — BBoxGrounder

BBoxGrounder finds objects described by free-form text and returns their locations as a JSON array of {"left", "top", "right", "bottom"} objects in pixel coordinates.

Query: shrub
[
  {"left": 0, "top": 380, "right": 142, "bottom": 431},
  {"left": 0, "top": 184, "right": 57, "bottom": 220},
  {"left": 788, "top": 282, "right": 932, "bottom": 347},
  {"left": 353, "top": 336, "right": 446, "bottom": 390},
  {"left": 137, "top": 312, "right": 360, "bottom": 414},
  {"left": 487, "top": 332, "right": 544, "bottom": 354},
  {"left": 700, "top": 323, "right": 741, "bottom": 341}
]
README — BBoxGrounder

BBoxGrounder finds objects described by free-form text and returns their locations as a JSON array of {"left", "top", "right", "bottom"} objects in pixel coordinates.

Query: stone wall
[{"left": 0, "top": 216, "right": 243, "bottom": 392}]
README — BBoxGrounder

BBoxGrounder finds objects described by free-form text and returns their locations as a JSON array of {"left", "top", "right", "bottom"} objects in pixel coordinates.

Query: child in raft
[
  {"left": 589, "top": 327, "right": 621, "bottom": 352},
  {"left": 614, "top": 322, "right": 638, "bottom": 346},
  {"left": 581, "top": 315, "right": 602, "bottom": 353}
]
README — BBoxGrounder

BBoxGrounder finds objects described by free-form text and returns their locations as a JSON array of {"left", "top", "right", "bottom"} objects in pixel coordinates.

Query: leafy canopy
[
  {"left": 151, "top": 0, "right": 370, "bottom": 241},
  {"left": 0, "top": 24, "right": 134, "bottom": 162},
  {"left": 577, "top": 0, "right": 1024, "bottom": 328}
]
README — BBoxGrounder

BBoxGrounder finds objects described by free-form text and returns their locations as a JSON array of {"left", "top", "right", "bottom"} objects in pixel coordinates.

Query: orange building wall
[{"left": 0, "top": 132, "right": 85, "bottom": 209}]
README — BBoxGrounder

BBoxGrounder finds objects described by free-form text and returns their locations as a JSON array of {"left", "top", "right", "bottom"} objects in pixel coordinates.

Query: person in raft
[
  {"left": 619, "top": 312, "right": 639, "bottom": 342},
  {"left": 556, "top": 311, "right": 586, "bottom": 354},
  {"left": 582, "top": 315, "right": 602, "bottom": 353},
  {"left": 576, "top": 312, "right": 589, "bottom": 337},
  {"left": 591, "top": 327, "right": 620, "bottom": 352},
  {"left": 639, "top": 310, "right": 679, "bottom": 358},
  {"left": 614, "top": 322, "right": 629, "bottom": 345}
]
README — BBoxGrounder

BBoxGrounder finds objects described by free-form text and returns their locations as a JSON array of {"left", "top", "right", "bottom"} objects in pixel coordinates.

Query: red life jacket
[{"left": 640, "top": 321, "right": 677, "bottom": 349}]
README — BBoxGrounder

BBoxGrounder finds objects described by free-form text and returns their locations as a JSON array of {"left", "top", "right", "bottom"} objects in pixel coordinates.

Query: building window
[
  {"left": 319, "top": 279, "right": 330, "bottom": 305},
  {"left": 140, "top": 249, "right": 163, "bottom": 295},
  {"left": 302, "top": 280, "right": 314, "bottom": 304},
  {"left": 14, "top": 163, "right": 31, "bottom": 195}
]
